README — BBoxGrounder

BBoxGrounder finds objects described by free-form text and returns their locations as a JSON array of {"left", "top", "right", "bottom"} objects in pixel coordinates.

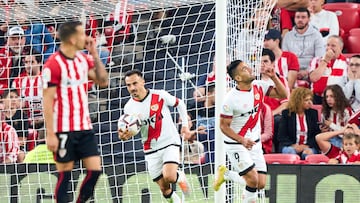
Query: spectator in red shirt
[
  {"left": 328, "top": 133, "right": 360, "bottom": 164},
  {"left": 270, "top": 5, "right": 293, "bottom": 37}
]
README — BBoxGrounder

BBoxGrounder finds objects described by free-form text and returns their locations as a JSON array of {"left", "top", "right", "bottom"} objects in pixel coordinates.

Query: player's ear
[{"left": 234, "top": 74, "right": 242, "bottom": 82}]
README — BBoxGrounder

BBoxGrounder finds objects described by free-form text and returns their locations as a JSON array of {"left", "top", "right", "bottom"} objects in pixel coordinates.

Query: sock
[
  {"left": 163, "top": 189, "right": 181, "bottom": 203},
  {"left": 76, "top": 170, "right": 101, "bottom": 203},
  {"left": 55, "top": 171, "right": 71, "bottom": 203},
  {"left": 242, "top": 186, "right": 257, "bottom": 203},
  {"left": 224, "top": 170, "right": 246, "bottom": 185}
]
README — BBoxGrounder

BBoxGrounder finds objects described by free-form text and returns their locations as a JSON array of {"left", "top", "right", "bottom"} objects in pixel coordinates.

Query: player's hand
[
  {"left": 118, "top": 128, "right": 133, "bottom": 141},
  {"left": 242, "top": 138, "right": 256, "bottom": 150},
  {"left": 84, "top": 36, "right": 97, "bottom": 56},
  {"left": 181, "top": 126, "right": 192, "bottom": 141},
  {"left": 46, "top": 132, "right": 59, "bottom": 153}
]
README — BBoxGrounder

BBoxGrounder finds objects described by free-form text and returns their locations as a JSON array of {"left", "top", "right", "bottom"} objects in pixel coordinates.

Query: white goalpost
[{"left": 0, "top": 0, "right": 274, "bottom": 202}]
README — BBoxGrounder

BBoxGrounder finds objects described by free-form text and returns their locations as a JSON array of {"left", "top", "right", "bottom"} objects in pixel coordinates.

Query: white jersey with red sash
[
  {"left": 124, "top": 89, "right": 182, "bottom": 153},
  {"left": 220, "top": 80, "right": 272, "bottom": 143}
]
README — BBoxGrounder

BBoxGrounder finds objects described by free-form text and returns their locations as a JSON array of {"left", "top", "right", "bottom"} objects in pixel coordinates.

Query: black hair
[
  {"left": 124, "top": 69, "right": 143, "bottom": 78},
  {"left": 1, "top": 89, "right": 19, "bottom": 99},
  {"left": 262, "top": 48, "right": 275, "bottom": 63},
  {"left": 351, "top": 54, "right": 360, "bottom": 59},
  {"left": 205, "top": 82, "right": 215, "bottom": 95},
  {"left": 227, "top": 60, "right": 243, "bottom": 80},
  {"left": 58, "top": 21, "right": 83, "bottom": 42},
  {"left": 296, "top": 7, "right": 311, "bottom": 18}
]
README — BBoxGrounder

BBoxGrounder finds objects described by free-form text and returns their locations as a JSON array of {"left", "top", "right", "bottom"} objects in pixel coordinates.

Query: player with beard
[
  {"left": 119, "top": 69, "right": 192, "bottom": 203},
  {"left": 282, "top": 7, "right": 324, "bottom": 81},
  {"left": 213, "top": 60, "right": 288, "bottom": 202}
]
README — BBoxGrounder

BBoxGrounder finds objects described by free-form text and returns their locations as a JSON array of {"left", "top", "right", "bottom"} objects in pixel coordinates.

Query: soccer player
[
  {"left": 213, "top": 59, "right": 288, "bottom": 202},
  {"left": 118, "top": 69, "right": 192, "bottom": 203},
  {"left": 42, "top": 21, "right": 108, "bottom": 203}
]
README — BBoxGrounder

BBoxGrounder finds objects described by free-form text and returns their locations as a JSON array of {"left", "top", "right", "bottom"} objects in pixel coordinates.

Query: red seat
[
  {"left": 264, "top": 154, "right": 301, "bottom": 164},
  {"left": 305, "top": 154, "right": 329, "bottom": 164},
  {"left": 323, "top": 3, "right": 360, "bottom": 10},
  {"left": 343, "top": 53, "right": 360, "bottom": 59},
  {"left": 347, "top": 35, "right": 360, "bottom": 53},
  {"left": 349, "top": 28, "right": 360, "bottom": 36},
  {"left": 323, "top": 7, "right": 360, "bottom": 34}
]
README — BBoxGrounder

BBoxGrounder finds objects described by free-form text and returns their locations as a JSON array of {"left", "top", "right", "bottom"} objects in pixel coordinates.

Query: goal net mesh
[{"left": 0, "top": 0, "right": 273, "bottom": 202}]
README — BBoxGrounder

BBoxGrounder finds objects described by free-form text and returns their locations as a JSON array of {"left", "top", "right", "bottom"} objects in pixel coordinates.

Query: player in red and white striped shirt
[{"left": 42, "top": 21, "right": 108, "bottom": 203}]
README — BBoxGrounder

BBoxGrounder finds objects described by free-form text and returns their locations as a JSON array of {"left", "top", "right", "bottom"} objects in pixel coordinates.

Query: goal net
[{"left": 0, "top": 0, "right": 274, "bottom": 202}]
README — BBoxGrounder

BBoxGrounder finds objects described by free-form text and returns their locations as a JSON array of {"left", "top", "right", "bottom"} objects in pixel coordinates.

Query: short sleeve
[
  {"left": 220, "top": 96, "right": 233, "bottom": 118},
  {"left": 84, "top": 53, "right": 95, "bottom": 70},
  {"left": 159, "top": 90, "right": 178, "bottom": 107},
  {"left": 42, "top": 59, "right": 61, "bottom": 88},
  {"left": 287, "top": 52, "right": 300, "bottom": 71}
]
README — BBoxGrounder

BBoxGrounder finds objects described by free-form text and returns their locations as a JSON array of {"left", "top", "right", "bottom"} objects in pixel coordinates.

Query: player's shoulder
[{"left": 44, "top": 52, "right": 61, "bottom": 67}]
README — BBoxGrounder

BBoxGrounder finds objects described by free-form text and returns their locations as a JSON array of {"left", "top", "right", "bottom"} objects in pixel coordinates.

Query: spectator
[
  {"left": 0, "top": 104, "right": 22, "bottom": 164},
  {"left": 320, "top": 85, "right": 353, "bottom": 148},
  {"left": 270, "top": 5, "right": 293, "bottom": 37},
  {"left": 328, "top": 133, "right": 360, "bottom": 164},
  {"left": 2, "top": 89, "right": 29, "bottom": 151},
  {"left": 260, "top": 48, "right": 290, "bottom": 152},
  {"left": 309, "top": 35, "right": 347, "bottom": 104},
  {"left": 189, "top": 82, "right": 215, "bottom": 164},
  {"left": 316, "top": 124, "right": 360, "bottom": 162},
  {"left": 0, "top": 26, "right": 29, "bottom": 94},
  {"left": 12, "top": 2, "right": 56, "bottom": 62},
  {"left": 282, "top": 7, "right": 325, "bottom": 81},
  {"left": 278, "top": 87, "right": 320, "bottom": 159},
  {"left": 308, "top": 0, "right": 339, "bottom": 43},
  {"left": 0, "top": 20, "right": 7, "bottom": 47},
  {"left": 344, "top": 55, "right": 360, "bottom": 112},
  {"left": 179, "top": 114, "right": 205, "bottom": 164},
  {"left": 264, "top": 29, "right": 299, "bottom": 90},
  {"left": 278, "top": 0, "right": 310, "bottom": 11},
  {"left": 260, "top": 103, "right": 274, "bottom": 154},
  {"left": 12, "top": 50, "right": 44, "bottom": 141}
]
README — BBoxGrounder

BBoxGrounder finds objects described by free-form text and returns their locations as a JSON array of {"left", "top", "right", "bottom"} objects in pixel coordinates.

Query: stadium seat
[
  {"left": 264, "top": 153, "right": 301, "bottom": 164},
  {"left": 323, "top": 3, "right": 360, "bottom": 10},
  {"left": 305, "top": 154, "right": 329, "bottom": 164},
  {"left": 347, "top": 35, "right": 360, "bottom": 53},
  {"left": 322, "top": 7, "right": 360, "bottom": 34},
  {"left": 311, "top": 104, "right": 323, "bottom": 122},
  {"left": 349, "top": 28, "right": 360, "bottom": 36}
]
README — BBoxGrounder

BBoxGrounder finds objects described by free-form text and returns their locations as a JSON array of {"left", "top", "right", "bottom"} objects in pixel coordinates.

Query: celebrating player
[
  {"left": 42, "top": 21, "right": 108, "bottom": 203},
  {"left": 213, "top": 56, "right": 288, "bottom": 202},
  {"left": 119, "top": 69, "right": 192, "bottom": 203}
]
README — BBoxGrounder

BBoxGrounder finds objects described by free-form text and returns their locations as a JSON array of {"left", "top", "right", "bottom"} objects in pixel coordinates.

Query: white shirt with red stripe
[
  {"left": 296, "top": 114, "right": 308, "bottom": 145},
  {"left": 124, "top": 89, "right": 188, "bottom": 153},
  {"left": 323, "top": 108, "right": 353, "bottom": 132},
  {"left": 309, "top": 54, "right": 347, "bottom": 95},
  {"left": 12, "top": 73, "right": 43, "bottom": 123},
  {"left": 0, "top": 122, "right": 19, "bottom": 163},
  {"left": 220, "top": 80, "right": 272, "bottom": 142},
  {"left": 42, "top": 51, "right": 94, "bottom": 133}
]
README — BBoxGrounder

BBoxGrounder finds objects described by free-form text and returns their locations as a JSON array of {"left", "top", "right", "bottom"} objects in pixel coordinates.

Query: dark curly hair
[{"left": 322, "top": 84, "right": 351, "bottom": 121}]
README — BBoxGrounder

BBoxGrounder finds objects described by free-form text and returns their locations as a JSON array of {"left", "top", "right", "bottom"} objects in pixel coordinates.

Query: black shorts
[{"left": 55, "top": 130, "right": 100, "bottom": 163}]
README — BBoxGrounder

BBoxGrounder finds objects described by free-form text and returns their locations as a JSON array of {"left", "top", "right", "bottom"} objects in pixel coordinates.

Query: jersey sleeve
[
  {"left": 287, "top": 52, "right": 300, "bottom": 71},
  {"left": 84, "top": 53, "right": 95, "bottom": 70},
  {"left": 42, "top": 59, "right": 61, "bottom": 88},
  {"left": 159, "top": 90, "right": 178, "bottom": 107},
  {"left": 220, "top": 95, "right": 233, "bottom": 118}
]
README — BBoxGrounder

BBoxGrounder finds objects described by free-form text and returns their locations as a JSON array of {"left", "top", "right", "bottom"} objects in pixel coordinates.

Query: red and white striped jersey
[
  {"left": 0, "top": 122, "right": 20, "bottom": 163},
  {"left": 275, "top": 51, "right": 300, "bottom": 79},
  {"left": 220, "top": 80, "right": 272, "bottom": 142},
  {"left": 42, "top": 51, "right": 94, "bottom": 133},
  {"left": 124, "top": 89, "right": 188, "bottom": 153},
  {"left": 12, "top": 73, "right": 43, "bottom": 122}
]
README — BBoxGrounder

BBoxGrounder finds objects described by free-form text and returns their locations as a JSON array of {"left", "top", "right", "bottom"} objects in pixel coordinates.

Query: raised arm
[{"left": 86, "top": 36, "right": 108, "bottom": 88}]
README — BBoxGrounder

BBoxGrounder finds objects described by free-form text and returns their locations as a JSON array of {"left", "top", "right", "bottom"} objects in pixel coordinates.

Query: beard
[{"left": 296, "top": 22, "right": 308, "bottom": 30}]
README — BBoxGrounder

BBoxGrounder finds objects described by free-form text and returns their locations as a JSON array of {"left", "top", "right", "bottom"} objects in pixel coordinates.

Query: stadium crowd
[{"left": 0, "top": 0, "right": 359, "bottom": 167}]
